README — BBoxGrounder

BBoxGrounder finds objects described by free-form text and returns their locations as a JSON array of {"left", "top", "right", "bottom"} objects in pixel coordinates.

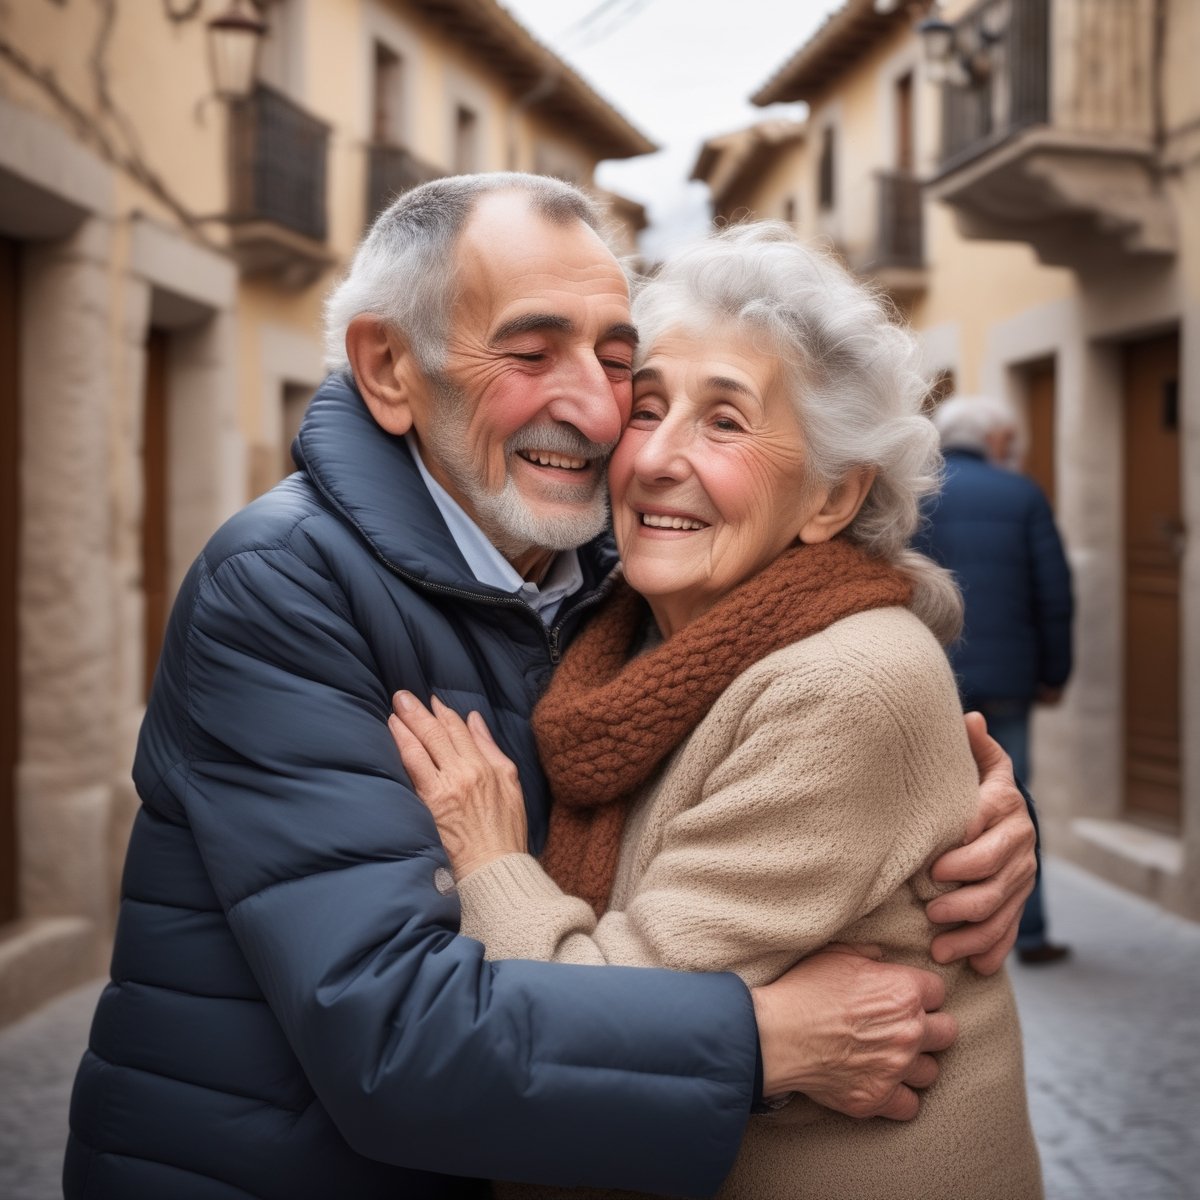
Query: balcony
[
  {"left": 365, "top": 144, "right": 445, "bottom": 225},
  {"left": 865, "top": 171, "right": 926, "bottom": 301},
  {"left": 926, "top": 0, "right": 1174, "bottom": 270},
  {"left": 227, "top": 84, "right": 334, "bottom": 287}
]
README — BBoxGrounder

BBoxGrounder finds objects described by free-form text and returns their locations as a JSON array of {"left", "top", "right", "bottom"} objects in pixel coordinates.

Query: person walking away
[{"left": 918, "top": 395, "right": 1073, "bottom": 965}]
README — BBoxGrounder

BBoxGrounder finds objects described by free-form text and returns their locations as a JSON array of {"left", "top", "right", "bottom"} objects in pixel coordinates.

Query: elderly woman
[{"left": 389, "top": 224, "right": 1042, "bottom": 1199}]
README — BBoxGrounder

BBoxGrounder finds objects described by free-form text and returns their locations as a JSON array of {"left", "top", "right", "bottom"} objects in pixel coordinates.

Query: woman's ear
[
  {"left": 798, "top": 466, "right": 877, "bottom": 544},
  {"left": 345, "top": 315, "right": 427, "bottom": 437}
]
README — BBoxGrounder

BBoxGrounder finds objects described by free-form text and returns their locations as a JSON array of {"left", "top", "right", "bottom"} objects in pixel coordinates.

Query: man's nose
[{"left": 545, "top": 355, "right": 627, "bottom": 447}]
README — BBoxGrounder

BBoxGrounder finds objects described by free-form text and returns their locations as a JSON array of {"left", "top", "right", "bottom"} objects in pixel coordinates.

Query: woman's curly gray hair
[{"left": 632, "top": 221, "right": 961, "bottom": 644}]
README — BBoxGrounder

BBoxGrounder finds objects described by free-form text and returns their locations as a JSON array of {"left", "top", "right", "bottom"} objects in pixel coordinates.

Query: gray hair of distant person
[
  {"left": 323, "top": 173, "right": 606, "bottom": 375},
  {"left": 631, "top": 221, "right": 962, "bottom": 644},
  {"left": 932, "top": 394, "right": 1019, "bottom": 454}
]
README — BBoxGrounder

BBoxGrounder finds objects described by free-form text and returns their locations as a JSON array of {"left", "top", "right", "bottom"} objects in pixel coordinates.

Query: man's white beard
[{"left": 423, "top": 379, "right": 613, "bottom": 560}]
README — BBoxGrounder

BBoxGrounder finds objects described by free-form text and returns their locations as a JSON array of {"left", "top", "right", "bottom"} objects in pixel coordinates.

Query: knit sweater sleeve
[{"left": 456, "top": 611, "right": 978, "bottom": 981}]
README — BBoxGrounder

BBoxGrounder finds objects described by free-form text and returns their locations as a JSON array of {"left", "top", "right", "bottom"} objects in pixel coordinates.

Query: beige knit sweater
[{"left": 458, "top": 607, "right": 1043, "bottom": 1200}]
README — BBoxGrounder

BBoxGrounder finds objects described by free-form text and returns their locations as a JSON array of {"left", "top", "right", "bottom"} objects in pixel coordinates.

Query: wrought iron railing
[
  {"left": 938, "top": 0, "right": 1157, "bottom": 172},
  {"left": 229, "top": 84, "right": 330, "bottom": 242},
  {"left": 366, "top": 144, "right": 445, "bottom": 223},
  {"left": 940, "top": 0, "right": 1049, "bottom": 168},
  {"left": 875, "top": 171, "right": 924, "bottom": 268}
]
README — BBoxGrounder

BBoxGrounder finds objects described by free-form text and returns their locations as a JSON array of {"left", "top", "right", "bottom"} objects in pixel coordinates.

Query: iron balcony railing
[
  {"left": 939, "top": 0, "right": 1157, "bottom": 172},
  {"left": 229, "top": 84, "right": 330, "bottom": 242},
  {"left": 366, "top": 144, "right": 445, "bottom": 224},
  {"left": 940, "top": 0, "right": 1050, "bottom": 168},
  {"left": 875, "top": 171, "right": 924, "bottom": 268}
]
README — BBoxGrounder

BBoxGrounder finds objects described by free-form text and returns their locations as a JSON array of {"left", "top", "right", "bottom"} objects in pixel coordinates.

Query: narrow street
[{"left": 2, "top": 857, "right": 1198, "bottom": 1199}]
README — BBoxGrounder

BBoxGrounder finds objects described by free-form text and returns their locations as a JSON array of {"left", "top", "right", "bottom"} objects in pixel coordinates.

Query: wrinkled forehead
[{"left": 452, "top": 193, "right": 629, "bottom": 323}]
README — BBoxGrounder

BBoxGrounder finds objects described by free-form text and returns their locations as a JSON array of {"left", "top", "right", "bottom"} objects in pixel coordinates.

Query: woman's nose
[{"left": 633, "top": 417, "right": 690, "bottom": 482}]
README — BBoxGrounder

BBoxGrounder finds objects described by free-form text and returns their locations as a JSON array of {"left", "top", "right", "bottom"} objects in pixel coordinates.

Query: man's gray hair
[
  {"left": 632, "top": 221, "right": 963, "bottom": 644},
  {"left": 931, "top": 394, "right": 1018, "bottom": 454},
  {"left": 323, "top": 173, "right": 605, "bottom": 375}
]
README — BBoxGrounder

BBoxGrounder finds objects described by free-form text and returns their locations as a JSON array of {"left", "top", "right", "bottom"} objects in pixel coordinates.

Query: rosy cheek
[
  {"left": 466, "top": 378, "right": 547, "bottom": 445},
  {"left": 607, "top": 437, "right": 639, "bottom": 505}
]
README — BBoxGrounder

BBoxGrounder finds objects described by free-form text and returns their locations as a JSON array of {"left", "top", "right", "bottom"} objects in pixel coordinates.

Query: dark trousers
[{"left": 974, "top": 700, "right": 1048, "bottom": 949}]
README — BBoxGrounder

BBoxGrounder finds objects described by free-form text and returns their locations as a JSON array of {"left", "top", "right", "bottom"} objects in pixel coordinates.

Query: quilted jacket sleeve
[
  {"left": 147, "top": 534, "right": 756, "bottom": 1197},
  {"left": 1025, "top": 488, "right": 1073, "bottom": 689}
]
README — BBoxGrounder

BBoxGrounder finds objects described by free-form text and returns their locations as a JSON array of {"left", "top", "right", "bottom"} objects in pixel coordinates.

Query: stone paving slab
[
  {"left": 0, "top": 976, "right": 103, "bottom": 1200},
  {"left": 1010, "top": 857, "right": 1200, "bottom": 1200},
  {"left": 2, "top": 857, "right": 1198, "bottom": 1199}
]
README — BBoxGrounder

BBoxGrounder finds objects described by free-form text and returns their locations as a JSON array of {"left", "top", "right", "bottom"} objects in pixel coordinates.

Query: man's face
[{"left": 412, "top": 192, "right": 637, "bottom": 575}]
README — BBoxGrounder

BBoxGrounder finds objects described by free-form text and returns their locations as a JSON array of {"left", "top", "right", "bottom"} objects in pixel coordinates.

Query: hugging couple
[{"left": 66, "top": 174, "right": 1042, "bottom": 1200}]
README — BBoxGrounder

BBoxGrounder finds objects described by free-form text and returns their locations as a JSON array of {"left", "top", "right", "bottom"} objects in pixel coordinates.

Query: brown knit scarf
[{"left": 533, "top": 538, "right": 913, "bottom": 916}]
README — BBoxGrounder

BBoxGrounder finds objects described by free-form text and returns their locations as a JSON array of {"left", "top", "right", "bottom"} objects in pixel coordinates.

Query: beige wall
[{"left": 0, "top": 0, "right": 650, "bottom": 1024}]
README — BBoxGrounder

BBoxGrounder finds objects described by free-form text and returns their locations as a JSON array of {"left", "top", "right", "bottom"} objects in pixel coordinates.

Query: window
[
  {"left": 454, "top": 104, "right": 479, "bottom": 173},
  {"left": 894, "top": 71, "right": 915, "bottom": 173},
  {"left": 372, "top": 42, "right": 404, "bottom": 145},
  {"left": 818, "top": 125, "right": 837, "bottom": 211}
]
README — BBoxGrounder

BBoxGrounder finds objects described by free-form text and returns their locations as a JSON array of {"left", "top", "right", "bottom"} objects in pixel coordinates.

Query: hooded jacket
[
  {"left": 64, "top": 374, "right": 755, "bottom": 1200},
  {"left": 916, "top": 448, "right": 1073, "bottom": 706}
]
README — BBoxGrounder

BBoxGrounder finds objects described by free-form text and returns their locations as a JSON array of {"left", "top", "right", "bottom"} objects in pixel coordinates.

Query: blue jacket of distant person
[
  {"left": 64, "top": 373, "right": 756, "bottom": 1200},
  {"left": 915, "top": 448, "right": 1073, "bottom": 708}
]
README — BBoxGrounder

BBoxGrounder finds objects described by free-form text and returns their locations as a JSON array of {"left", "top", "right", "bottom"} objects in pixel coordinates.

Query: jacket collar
[{"left": 292, "top": 373, "right": 619, "bottom": 599}]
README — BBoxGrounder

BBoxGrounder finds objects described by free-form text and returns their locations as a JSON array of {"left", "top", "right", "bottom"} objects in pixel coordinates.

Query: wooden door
[
  {"left": 1024, "top": 359, "right": 1056, "bottom": 506},
  {"left": 1123, "top": 333, "right": 1182, "bottom": 825},
  {"left": 0, "top": 238, "right": 18, "bottom": 923},
  {"left": 142, "top": 330, "right": 169, "bottom": 700}
]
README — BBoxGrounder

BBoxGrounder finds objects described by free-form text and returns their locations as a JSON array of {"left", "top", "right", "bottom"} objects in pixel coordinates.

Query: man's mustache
[{"left": 506, "top": 423, "right": 617, "bottom": 463}]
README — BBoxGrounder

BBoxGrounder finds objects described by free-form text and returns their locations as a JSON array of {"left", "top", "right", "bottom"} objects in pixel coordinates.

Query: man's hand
[
  {"left": 751, "top": 945, "right": 957, "bottom": 1121},
  {"left": 926, "top": 712, "right": 1037, "bottom": 974}
]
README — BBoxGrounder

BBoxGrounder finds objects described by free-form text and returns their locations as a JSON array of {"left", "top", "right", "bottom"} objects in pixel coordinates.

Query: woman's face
[{"left": 609, "top": 325, "right": 844, "bottom": 637}]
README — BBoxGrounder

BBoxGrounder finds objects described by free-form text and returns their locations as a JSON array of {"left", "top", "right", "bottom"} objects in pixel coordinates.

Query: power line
[{"left": 558, "top": 0, "right": 658, "bottom": 50}]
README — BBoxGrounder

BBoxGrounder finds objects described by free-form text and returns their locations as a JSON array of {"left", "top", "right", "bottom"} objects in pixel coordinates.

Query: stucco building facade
[
  {"left": 696, "top": 0, "right": 1200, "bottom": 922},
  {"left": 0, "top": 0, "right": 654, "bottom": 1025}
]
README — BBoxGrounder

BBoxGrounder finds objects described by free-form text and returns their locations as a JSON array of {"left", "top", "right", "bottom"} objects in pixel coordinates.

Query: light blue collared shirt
[{"left": 406, "top": 435, "right": 584, "bottom": 626}]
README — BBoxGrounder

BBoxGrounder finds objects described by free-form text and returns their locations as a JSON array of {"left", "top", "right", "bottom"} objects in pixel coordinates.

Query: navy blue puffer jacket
[
  {"left": 65, "top": 375, "right": 755, "bottom": 1200},
  {"left": 916, "top": 449, "right": 1073, "bottom": 706}
]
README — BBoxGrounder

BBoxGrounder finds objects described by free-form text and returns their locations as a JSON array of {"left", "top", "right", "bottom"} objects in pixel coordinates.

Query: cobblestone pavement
[
  {"left": 2, "top": 856, "right": 1198, "bottom": 1199},
  {"left": 1009, "top": 857, "right": 1200, "bottom": 1200}
]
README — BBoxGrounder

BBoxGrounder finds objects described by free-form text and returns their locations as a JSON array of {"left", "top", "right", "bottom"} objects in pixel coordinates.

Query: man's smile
[{"left": 515, "top": 449, "right": 591, "bottom": 471}]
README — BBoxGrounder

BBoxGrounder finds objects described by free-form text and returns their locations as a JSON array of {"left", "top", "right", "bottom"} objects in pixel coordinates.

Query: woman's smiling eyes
[{"left": 628, "top": 389, "right": 750, "bottom": 435}]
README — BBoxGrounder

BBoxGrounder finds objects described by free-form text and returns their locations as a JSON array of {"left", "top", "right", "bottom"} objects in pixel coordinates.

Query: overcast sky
[{"left": 502, "top": 0, "right": 843, "bottom": 254}]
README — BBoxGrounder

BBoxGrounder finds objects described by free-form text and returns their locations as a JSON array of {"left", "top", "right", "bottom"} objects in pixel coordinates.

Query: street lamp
[
  {"left": 917, "top": 9, "right": 1001, "bottom": 88},
  {"left": 207, "top": 0, "right": 268, "bottom": 100},
  {"left": 917, "top": 15, "right": 955, "bottom": 72}
]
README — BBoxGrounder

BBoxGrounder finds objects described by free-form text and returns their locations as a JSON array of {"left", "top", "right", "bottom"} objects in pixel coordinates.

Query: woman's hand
[{"left": 389, "top": 692, "right": 528, "bottom": 879}]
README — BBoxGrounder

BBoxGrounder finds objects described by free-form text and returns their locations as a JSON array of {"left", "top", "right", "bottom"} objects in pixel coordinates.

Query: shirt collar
[{"left": 405, "top": 434, "right": 583, "bottom": 625}]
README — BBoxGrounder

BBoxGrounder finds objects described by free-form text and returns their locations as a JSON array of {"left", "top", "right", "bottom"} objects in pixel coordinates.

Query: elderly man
[
  {"left": 65, "top": 176, "right": 1035, "bottom": 1200},
  {"left": 919, "top": 394, "right": 1073, "bottom": 965}
]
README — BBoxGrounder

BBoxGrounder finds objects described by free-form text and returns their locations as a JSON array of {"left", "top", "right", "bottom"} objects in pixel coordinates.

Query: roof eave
[{"left": 406, "top": 0, "right": 656, "bottom": 159}]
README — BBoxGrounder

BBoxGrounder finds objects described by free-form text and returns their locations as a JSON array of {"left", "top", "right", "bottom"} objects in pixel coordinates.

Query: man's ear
[
  {"left": 345, "top": 315, "right": 426, "bottom": 437},
  {"left": 798, "top": 466, "right": 877, "bottom": 544}
]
